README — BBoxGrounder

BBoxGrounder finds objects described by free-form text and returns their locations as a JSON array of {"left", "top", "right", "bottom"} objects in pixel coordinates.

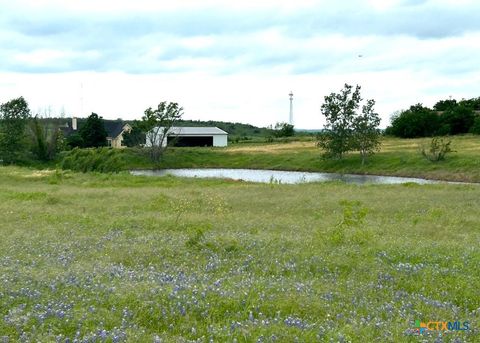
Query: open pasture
[{"left": 0, "top": 167, "right": 479, "bottom": 341}]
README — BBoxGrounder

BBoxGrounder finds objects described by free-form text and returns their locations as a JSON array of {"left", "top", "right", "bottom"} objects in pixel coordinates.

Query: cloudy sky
[{"left": 1, "top": 0, "right": 479, "bottom": 128}]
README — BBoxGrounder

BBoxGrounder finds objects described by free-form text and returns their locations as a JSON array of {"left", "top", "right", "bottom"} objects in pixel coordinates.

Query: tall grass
[
  {"left": 59, "top": 147, "right": 150, "bottom": 173},
  {"left": 0, "top": 167, "right": 479, "bottom": 341}
]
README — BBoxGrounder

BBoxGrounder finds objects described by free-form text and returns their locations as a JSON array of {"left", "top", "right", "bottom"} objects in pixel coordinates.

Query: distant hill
[
  {"left": 38, "top": 117, "right": 274, "bottom": 139},
  {"left": 175, "top": 119, "right": 272, "bottom": 138}
]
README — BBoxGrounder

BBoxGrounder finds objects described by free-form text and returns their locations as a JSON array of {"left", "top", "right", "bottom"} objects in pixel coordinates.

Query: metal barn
[{"left": 146, "top": 127, "right": 228, "bottom": 147}]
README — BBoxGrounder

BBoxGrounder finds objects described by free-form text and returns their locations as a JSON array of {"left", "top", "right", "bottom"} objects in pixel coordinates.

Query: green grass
[
  {"left": 0, "top": 167, "right": 479, "bottom": 341},
  {"left": 59, "top": 135, "right": 480, "bottom": 182},
  {"left": 158, "top": 135, "right": 480, "bottom": 182}
]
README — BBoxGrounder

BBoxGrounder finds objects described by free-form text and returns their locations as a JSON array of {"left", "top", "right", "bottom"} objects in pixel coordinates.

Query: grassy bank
[
  {"left": 0, "top": 167, "right": 479, "bottom": 341},
  {"left": 158, "top": 135, "right": 480, "bottom": 182},
  {"left": 59, "top": 135, "right": 480, "bottom": 182}
]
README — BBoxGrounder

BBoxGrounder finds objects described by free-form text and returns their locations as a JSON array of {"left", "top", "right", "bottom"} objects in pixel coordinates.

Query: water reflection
[{"left": 130, "top": 168, "right": 448, "bottom": 185}]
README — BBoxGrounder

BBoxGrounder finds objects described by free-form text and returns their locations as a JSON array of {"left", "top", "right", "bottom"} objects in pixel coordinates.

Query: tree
[
  {"left": 122, "top": 121, "right": 146, "bottom": 147},
  {"left": 29, "top": 116, "right": 66, "bottom": 161},
  {"left": 352, "top": 99, "right": 381, "bottom": 165},
  {"left": 142, "top": 101, "right": 183, "bottom": 162},
  {"left": 470, "top": 116, "right": 480, "bottom": 135},
  {"left": 433, "top": 99, "right": 457, "bottom": 111},
  {"left": 318, "top": 84, "right": 381, "bottom": 162},
  {"left": 459, "top": 97, "right": 480, "bottom": 111},
  {"left": 273, "top": 122, "right": 295, "bottom": 137},
  {"left": 66, "top": 133, "right": 84, "bottom": 149},
  {"left": 439, "top": 103, "right": 475, "bottom": 135},
  {"left": 0, "top": 97, "right": 31, "bottom": 164},
  {"left": 79, "top": 113, "right": 107, "bottom": 148},
  {"left": 386, "top": 104, "right": 440, "bottom": 138},
  {"left": 30, "top": 116, "right": 49, "bottom": 161},
  {"left": 318, "top": 84, "right": 361, "bottom": 159}
]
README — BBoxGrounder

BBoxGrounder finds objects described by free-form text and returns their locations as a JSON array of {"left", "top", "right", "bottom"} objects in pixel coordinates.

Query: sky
[{"left": 1, "top": 0, "right": 479, "bottom": 129}]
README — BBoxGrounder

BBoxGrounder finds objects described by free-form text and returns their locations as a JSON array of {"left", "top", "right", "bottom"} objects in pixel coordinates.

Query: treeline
[
  {"left": 175, "top": 119, "right": 298, "bottom": 141},
  {"left": 176, "top": 119, "right": 271, "bottom": 138},
  {"left": 386, "top": 97, "right": 480, "bottom": 138},
  {"left": 0, "top": 97, "right": 66, "bottom": 165},
  {"left": 0, "top": 97, "right": 113, "bottom": 165}
]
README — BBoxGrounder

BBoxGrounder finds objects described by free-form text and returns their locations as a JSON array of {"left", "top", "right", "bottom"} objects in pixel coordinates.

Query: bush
[
  {"left": 66, "top": 133, "right": 84, "bottom": 149},
  {"left": 420, "top": 137, "right": 453, "bottom": 162},
  {"left": 274, "top": 122, "right": 295, "bottom": 137},
  {"left": 59, "top": 147, "right": 127, "bottom": 173}
]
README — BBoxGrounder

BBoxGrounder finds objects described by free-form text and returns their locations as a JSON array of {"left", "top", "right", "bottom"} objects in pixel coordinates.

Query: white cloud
[{"left": 0, "top": 0, "right": 479, "bottom": 129}]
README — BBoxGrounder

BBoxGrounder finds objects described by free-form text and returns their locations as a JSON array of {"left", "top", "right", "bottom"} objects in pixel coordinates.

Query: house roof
[
  {"left": 59, "top": 118, "right": 129, "bottom": 138},
  {"left": 104, "top": 121, "right": 128, "bottom": 138},
  {"left": 162, "top": 127, "right": 228, "bottom": 135}
]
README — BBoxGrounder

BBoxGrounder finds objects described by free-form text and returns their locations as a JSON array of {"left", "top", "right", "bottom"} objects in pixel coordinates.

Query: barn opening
[{"left": 168, "top": 136, "right": 214, "bottom": 147}]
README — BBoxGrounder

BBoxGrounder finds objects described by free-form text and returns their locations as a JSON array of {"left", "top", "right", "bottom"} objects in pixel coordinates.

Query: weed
[
  {"left": 185, "top": 224, "right": 211, "bottom": 249},
  {"left": 420, "top": 137, "right": 454, "bottom": 162}
]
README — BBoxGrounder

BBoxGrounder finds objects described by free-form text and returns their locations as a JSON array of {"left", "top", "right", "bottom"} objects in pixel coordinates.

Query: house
[
  {"left": 146, "top": 127, "right": 228, "bottom": 147},
  {"left": 104, "top": 121, "right": 132, "bottom": 148},
  {"left": 62, "top": 117, "right": 132, "bottom": 148}
]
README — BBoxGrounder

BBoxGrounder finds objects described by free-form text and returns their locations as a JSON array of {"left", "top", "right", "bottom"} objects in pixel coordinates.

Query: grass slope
[
  {"left": 0, "top": 167, "right": 479, "bottom": 341},
  {"left": 140, "top": 135, "right": 480, "bottom": 182}
]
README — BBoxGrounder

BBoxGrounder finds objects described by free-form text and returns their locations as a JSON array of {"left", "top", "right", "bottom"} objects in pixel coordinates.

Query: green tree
[
  {"left": 142, "top": 101, "right": 183, "bottom": 162},
  {"left": 66, "top": 133, "right": 84, "bottom": 149},
  {"left": 318, "top": 84, "right": 361, "bottom": 159},
  {"left": 352, "top": 99, "right": 381, "bottom": 165},
  {"left": 29, "top": 116, "right": 66, "bottom": 161},
  {"left": 386, "top": 104, "right": 440, "bottom": 138},
  {"left": 122, "top": 121, "right": 146, "bottom": 147},
  {"left": 470, "top": 116, "right": 480, "bottom": 135},
  {"left": 30, "top": 116, "right": 49, "bottom": 161},
  {"left": 318, "top": 84, "right": 381, "bottom": 163},
  {"left": 0, "top": 96, "right": 31, "bottom": 164},
  {"left": 459, "top": 97, "right": 480, "bottom": 111},
  {"left": 273, "top": 122, "right": 295, "bottom": 137},
  {"left": 433, "top": 99, "right": 457, "bottom": 111},
  {"left": 439, "top": 103, "right": 475, "bottom": 135},
  {"left": 79, "top": 113, "right": 107, "bottom": 148},
  {"left": 50, "top": 129, "right": 66, "bottom": 156}
]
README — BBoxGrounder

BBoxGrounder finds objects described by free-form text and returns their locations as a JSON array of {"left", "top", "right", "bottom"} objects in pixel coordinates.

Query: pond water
[{"left": 130, "top": 168, "right": 451, "bottom": 185}]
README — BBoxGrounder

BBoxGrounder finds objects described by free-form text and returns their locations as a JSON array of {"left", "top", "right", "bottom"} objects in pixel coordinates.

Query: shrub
[
  {"left": 420, "top": 137, "right": 453, "bottom": 162},
  {"left": 274, "top": 122, "right": 295, "bottom": 137},
  {"left": 59, "top": 147, "right": 127, "bottom": 173}
]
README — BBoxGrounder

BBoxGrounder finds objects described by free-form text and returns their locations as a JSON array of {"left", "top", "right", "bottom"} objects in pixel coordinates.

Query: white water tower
[{"left": 289, "top": 91, "right": 294, "bottom": 125}]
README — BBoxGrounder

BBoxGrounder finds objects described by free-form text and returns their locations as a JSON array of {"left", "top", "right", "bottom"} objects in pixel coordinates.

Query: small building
[
  {"left": 104, "top": 121, "right": 132, "bottom": 148},
  {"left": 146, "top": 127, "right": 228, "bottom": 147}
]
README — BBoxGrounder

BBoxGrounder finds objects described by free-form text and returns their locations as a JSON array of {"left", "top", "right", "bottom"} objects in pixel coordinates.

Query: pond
[{"left": 130, "top": 168, "right": 452, "bottom": 185}]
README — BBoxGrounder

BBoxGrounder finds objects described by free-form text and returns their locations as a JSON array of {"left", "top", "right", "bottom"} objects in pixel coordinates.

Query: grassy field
[
  {"left": 0, "top": 167, "right": 479, "bottom": 341},
  {"left": 59, "top": 135, "right": 480, "bottom": 182}
]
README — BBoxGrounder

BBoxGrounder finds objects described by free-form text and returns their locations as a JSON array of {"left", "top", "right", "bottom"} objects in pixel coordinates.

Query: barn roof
[{"left": 162, "top": 127, "right": 228, "bottom": 135}]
